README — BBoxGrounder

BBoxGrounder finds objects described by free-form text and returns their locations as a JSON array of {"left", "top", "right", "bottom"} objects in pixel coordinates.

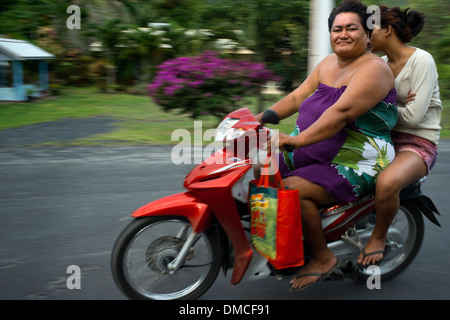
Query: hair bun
[{"left": 406, "top": 9, "right": 425, "bottom": 38}]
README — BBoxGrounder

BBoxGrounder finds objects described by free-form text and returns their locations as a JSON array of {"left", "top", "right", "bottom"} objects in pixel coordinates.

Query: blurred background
[
  {"left": 1, "top": 0, "right": 449, "bottom": 301},
  {"left": 0, "top": 0, "right": 450, "bottom": 143}
]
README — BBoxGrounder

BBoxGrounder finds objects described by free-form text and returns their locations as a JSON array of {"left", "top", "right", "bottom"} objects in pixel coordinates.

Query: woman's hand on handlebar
[{"left": 270, "top": 132, "right": 298, "bottom": 153}]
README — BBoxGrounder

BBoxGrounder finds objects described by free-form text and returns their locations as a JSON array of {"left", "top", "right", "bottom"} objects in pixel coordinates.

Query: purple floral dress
[{"left": 278, "top": 83, "right": 398, "bottom": 202}]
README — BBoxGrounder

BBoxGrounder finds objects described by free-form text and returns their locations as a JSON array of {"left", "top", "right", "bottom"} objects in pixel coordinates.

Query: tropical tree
[
  {"left": 406, "top": 0, "right": 450, "bottom": 98},
  {"left": 124, "top": 28, "right": 163, "bottom": 83},
  {"left": 200, "top": 0, "right": 310, "bottom": 92},
  {"left": 0, "top": 0, "right": 60, "bottom": 39},
  {"left": 86, "top": 18, "right": 128, "bottom": 90}
]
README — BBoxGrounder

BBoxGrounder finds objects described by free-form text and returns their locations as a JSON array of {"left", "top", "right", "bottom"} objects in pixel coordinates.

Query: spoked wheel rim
[{"left": 121, "top": 218, "right": 217, "bottom": 300}]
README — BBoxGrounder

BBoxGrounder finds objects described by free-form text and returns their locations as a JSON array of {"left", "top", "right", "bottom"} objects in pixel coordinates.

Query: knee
[
  {"left": 282, "top": 176, "right": 298, "bottom": 192},
  {"left": 283, "top": 177, "right": 309, "bottom": 202},
  {"left": 300, "top": 199, "right": 318, "bottom": 220},
  {"left": 375, "top": 173, "right": 402, "bottom": 201}
]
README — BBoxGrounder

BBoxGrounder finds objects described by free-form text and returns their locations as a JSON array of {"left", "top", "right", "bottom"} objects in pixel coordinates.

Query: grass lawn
[
  {"left": 0, "top": 87, "right": 291, "bottom": 146},
  {"left": 0, "top": 87, "right": 448, "bottom": 146}
]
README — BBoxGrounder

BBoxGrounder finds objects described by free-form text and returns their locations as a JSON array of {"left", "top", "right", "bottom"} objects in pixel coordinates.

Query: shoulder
[
  {"left": 411, "top": 48, "right": 437, "bottom": 68},
  {"left": 402, "top": 48, "right": 438, "bottom": 81},
  {"left": 361, "top": 53, "right": 391, "bottom": 71},
  {"left": 342, "top": 53, "right": 395, "bottom": 100},
  {"left": 355, "top": 53, "right": 394, "bottom": 83},
  {"left": 308, "top": 54, "right": 337, "bottom": 85},
  {"left": 413, "top": 47, "right": 432, "bottom": 58},
  {"left": 315, "top": 54, "right": 338, "bottom": 73}
]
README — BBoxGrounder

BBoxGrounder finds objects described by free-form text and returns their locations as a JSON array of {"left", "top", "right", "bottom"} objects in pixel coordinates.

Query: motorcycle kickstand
[
  {"left": 341, "top": 226, "right": 365, "bottom": 251},
  {"left": 340, "top": 226, "right": 366, "bottom": 280}
]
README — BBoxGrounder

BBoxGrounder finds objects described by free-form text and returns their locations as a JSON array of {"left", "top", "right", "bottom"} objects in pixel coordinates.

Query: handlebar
[{"left": 261, "top": 109, "right": 295, "bottom": 153}]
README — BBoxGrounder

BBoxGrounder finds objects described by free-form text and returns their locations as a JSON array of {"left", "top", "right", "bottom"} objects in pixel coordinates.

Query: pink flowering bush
[{"left": 148, "top": 51, "right": 280, "bottom": 119}]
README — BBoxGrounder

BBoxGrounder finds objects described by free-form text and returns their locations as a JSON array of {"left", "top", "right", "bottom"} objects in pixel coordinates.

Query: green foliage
[
  {"left": 200, "top": 0, "right": 309, "bottom": 91},
  {"left": 404, "top": 0, "right": 450, "bottom": 99},
  {"left": 0, "top": 0, "right": 60, "bottom": 39},
  {"left": 0, "top": 0, "right": 448, "bottom": 108}
]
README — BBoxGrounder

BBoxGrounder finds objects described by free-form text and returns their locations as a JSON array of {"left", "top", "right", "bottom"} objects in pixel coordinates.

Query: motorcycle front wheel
[
  {"left": 111, "top": 216, "right": 221, "bottom": 300},
  {"left": 357, "top": 200, "right": 424, "bottom": 282}
]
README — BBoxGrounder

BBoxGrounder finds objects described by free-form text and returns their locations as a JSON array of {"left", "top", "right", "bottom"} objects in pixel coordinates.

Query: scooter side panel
[
  {"left": 321, "top": 196, "right": 375, "bottom": 241},
  {"left": 191, "top": 187, "right": 253, "bottom": 285},
  {"left": 185, "top": 151, "right": 255, "bottom": 285},
  {"left": 131, "top": 192, "right": 213, "bottom": 233}
]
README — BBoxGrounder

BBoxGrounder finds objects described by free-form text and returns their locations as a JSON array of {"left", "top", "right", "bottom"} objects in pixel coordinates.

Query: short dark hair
[
  {"left": 328, "top": 0, "right": 371, "bottom": 32},
  {"left": 379, "top": 5, "right": 425, "bottom": 43}
]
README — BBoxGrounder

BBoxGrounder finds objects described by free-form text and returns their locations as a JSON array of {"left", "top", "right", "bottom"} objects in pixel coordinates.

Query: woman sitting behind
[{"left": 357, "top": 5, "right": 442, "bottom": 267}]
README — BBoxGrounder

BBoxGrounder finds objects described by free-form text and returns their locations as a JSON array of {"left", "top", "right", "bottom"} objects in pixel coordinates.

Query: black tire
[
  {"left": 357, "top": 200, "right": 424, "bottom": 282},
  {"left": 111, "top": 216, "right": 221, "bottom": 300}
]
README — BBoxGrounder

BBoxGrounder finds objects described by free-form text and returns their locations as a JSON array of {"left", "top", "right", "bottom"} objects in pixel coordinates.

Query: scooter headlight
[{"left": 214, "top": 118, "right": 245, "bottom": 142}]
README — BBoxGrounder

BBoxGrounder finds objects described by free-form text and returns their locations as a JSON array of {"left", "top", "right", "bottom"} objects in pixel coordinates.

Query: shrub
[{"left": 148, "top": 51, "right": 280, "bottom": 119}]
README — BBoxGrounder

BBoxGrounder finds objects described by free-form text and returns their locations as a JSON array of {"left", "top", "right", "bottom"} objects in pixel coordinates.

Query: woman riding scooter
[{"left": 257, "top": 0, "right": 398, "bottom": 291}]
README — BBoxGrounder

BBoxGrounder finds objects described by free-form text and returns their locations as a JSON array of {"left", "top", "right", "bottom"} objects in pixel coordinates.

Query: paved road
[{"left": 0, "top": 122, "right": 449, "bottom": 301}]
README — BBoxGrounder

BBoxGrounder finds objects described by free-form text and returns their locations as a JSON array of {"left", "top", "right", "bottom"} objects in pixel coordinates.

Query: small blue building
[{"left": 0, "top": 38, "right": 55, "bottom": 101}]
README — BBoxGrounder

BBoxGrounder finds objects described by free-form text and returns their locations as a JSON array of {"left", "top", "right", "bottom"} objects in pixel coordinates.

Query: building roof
[{"left": 0, "top": 38, "right": 55, "bottom": 61}]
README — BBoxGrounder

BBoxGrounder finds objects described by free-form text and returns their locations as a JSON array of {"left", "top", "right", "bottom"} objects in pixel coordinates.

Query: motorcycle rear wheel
[
  {"left": 111, "top": 216, "right": 221, "bottom": 300},
  {"left": 356, "top": 200, "right": 424, "bottom": 282}
]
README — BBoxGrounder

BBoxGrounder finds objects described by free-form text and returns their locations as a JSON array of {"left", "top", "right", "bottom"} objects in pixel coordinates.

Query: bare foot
[
  {"left": 357, "top": 237, "right": 386, "bottom": 266},
  {"left": 290, "top": 252, "right": 338, "bottom": 290}
]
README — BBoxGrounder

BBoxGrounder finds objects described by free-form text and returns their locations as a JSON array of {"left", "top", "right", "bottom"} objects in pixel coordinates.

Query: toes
[
  {"left": 291, "top": 276, "right": 318, "bottom": 289},
  {"left": 361, "top": 253, "right": 383, "bottom": 267},
  {"left": 357, "top": 252, "right": 364, "bottom": 265}
]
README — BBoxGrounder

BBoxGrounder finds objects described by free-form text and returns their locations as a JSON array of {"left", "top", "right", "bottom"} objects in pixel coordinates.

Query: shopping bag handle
[{"left": 258, "top": 157, "right": 286, "bottom": 189}]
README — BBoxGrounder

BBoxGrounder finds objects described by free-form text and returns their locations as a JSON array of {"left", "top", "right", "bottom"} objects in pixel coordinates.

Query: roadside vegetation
[
  {"left": 0, "top": 0, "right": 448, "bottom": 145},
  {"left": 0, "top": 88, "right": 448, "bottom": 146},
  {"left": 0, "top": 88, "right": 289, "bottom": 146}
]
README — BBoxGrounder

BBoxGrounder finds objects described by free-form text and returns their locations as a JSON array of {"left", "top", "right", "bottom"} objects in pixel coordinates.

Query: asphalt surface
[
  {"left": 0, "top": 117, "right": 120, "bottom": 147},
  {"left": 0, "top": 118, "right": 449, "bottom": 302}
]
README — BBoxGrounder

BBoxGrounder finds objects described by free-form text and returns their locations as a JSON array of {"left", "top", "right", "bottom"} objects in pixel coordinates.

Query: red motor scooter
[{"left": 111, "top": 108, "right": 440, "bottom": 300}]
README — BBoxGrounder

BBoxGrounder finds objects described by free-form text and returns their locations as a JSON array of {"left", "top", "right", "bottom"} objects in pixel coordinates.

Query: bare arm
[
  {"left": 256, "top": 57, "right": 324, "bottom": 122},
  {"left": 278, "top": 58, "right": 394, "bottom": 149}
]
